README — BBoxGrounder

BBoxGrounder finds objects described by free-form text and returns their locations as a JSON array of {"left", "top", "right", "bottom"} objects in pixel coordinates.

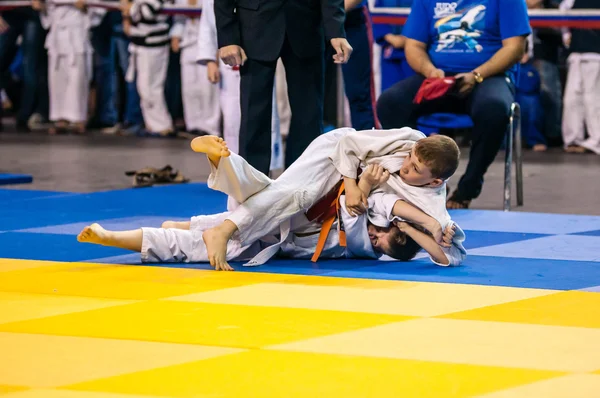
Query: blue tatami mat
[
  {"left": 0, "top": 188, "right": 71, "bottom": 204},
  {"left": 1, "top": 183, "right": 600, "bottom": 291}
]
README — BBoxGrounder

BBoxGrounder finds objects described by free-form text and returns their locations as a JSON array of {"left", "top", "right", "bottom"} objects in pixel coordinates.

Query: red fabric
[
  {"left": 413, "top": 77, "right": 457, "bottom": 104},
  {"left": 305, "top": 180, "right": 343, "bottom": 223},
  {"left": 305, "top": 168, "right": 362, "bottom": 223}
]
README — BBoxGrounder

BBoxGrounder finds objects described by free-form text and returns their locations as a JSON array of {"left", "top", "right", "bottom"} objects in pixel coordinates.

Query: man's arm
[
  {"left": 214, "top": 0, "right": 239, "bottom": 49},
  {"left": 473, "top": 36, "right": 527, "bottom": 80},
  {"left": 321, "top": 0, "right": 346, "bottom": 41},
  {"left": 322, "top": 0, "right": 353, "bottom": 63},
  {"left": 405, "top": 38, "right": 444, "bottom": 78},
  {"left": 344, "top": 0, "right": 363, "bottom": 11}
]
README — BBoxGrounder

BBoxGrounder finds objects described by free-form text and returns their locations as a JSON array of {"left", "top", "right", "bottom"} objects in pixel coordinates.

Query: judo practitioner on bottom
[
  {"left": 200, "top": 127, "right": 466, "bottom": 270},
  {"left": 77, "top": 136, "right": 465, "bottom": 268}
]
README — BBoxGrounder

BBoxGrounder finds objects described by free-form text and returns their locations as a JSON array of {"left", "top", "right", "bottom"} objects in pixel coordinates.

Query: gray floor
[{"left": 1, "top": 127, "right": 599, "bottom": 215}]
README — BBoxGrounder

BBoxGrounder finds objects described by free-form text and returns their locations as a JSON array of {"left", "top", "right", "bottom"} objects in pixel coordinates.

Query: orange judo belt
[{"left": 305, "top": 180, "right": 347, "bottom": 263}]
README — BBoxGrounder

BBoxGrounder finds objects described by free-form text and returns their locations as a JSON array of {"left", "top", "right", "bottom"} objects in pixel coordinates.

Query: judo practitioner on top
[{"left": 200, "top": 127, "right": 466, "bottom": 270}]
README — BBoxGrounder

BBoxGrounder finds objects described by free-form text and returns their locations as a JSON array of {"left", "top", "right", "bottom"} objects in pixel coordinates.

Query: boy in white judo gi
[
  {"left": 169, "top": 0, "right": 220, "bottom": 136},
  {"left": 121, "top": 0, "right": 173, "bottom": 136},
  {"left": 77, "top": 136, "right": 460, "bottom": 267},
  {"left": 33, "top": 0, "right": 103, "bottom": 135},
  {"left": 196, "top": 0, "right": 283, "bottom": 169},
  {"left": 202, "top": 127, "right": 464, "bottom": 270},
  {"left": 560, "top": 0, "right": 600, "bottom": 155}
]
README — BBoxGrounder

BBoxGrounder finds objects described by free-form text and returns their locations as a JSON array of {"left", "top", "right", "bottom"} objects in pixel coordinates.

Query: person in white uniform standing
[
  {"left": 560, "top": 0, "right": 600, "bottom": 154},
  {"left": 170, "top": 0, "right": 220, "bottom": 136},
  {"left": 122, "top": 0, "right": 174, "bottom": 136},
  {"left": 33, "top": 0, "right": 103, "bottom": 135},
  {"left": 196, "top": 0, "right": 283, "bottom": 169}
]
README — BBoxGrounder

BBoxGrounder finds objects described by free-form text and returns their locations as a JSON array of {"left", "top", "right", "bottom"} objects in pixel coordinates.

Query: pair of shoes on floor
[{"left": 125, "top": 165, "right": 189, "bottom": 188}]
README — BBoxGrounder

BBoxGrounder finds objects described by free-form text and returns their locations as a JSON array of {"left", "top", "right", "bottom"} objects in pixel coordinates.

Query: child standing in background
[
  {"left": 170, "top": 0, "right": 220, "bottom": 136},
  {"left": 34, "top": 0, "right": 103, "bottom": 135},
  {"left": 122, "top": 0, "right": 174, "bottom": 136}
]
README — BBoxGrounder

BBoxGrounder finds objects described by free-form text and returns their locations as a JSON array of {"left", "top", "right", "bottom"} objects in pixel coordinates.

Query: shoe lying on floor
[{"left": 125, "top": 165, "right": 189, "bottom": 188}]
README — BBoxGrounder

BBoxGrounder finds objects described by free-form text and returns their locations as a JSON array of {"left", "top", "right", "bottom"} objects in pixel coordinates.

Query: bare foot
[
  {"left": 565, "top": 145, "right": 589, "bottom": 154},
  {"left": 191, "top": 135, "right": 230, "bottom": 160},
  {"left": 203, "top": 225, "right": 234, "bottom": 271},
  {"left": 161, "top": 220, "right": 191, "bottom": 230},
  {"left": 532, "top": 144, "right": 547, "bottom": 152},
  {"left": 77, "top": 223, "right": 110, "bottom": 245}
]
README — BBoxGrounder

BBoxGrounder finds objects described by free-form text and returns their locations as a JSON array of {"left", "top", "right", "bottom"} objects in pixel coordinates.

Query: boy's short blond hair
[{"left": 414, "top": 135, "right": 460, "bottom": 180}]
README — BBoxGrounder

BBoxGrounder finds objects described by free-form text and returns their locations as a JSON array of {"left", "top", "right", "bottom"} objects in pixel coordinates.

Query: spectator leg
[{"left": 456, "top": 76, "right": 514, "bottom": 201}]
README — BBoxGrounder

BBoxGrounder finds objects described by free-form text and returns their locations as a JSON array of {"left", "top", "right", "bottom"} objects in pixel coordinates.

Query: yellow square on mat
[
  {"left": 0, "top": 391, "right": 165, "bottom": 398},
  {"left": 440, "top": 291, "right": 600, "bottom": 328},
  {"left": 269, "top": 318, "right": 600, "bottom": 372},
  {"left": 0, "top": 385, "right": 29, "bottom": 395},
  {"left": 0, "top": 258, "right": 61, "bottom": 273},
  {"left": 473, "top": 374, "right": 600, "bottom": 398},
  {"left": 0, "top": 300, "right": 410, "bottom": 347},
  {"left": 0, "top": 292, "right": 135, "bottom": 325},
  {"left": 167, "top": 282, "right": 556, "bottom": 317},
  {"left": 0, "top": 262, "right": 290, "bottom": 300},
  {"left": 0, "top": 332, "right": 242, "bottom": 388},
  {"left": 63, "top": 350, "right": 563, "bottom": 398},
  {"left": 279, "top": 275, "right": 421, "bottom": 288}
]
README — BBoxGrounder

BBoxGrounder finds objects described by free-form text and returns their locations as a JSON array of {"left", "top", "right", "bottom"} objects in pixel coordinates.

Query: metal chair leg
[
  {"left": 504, "top": 104, "right": 515, "bottom": 212},
  {"left": 513, "top": 103, "right": 524, "bottom": 207}
]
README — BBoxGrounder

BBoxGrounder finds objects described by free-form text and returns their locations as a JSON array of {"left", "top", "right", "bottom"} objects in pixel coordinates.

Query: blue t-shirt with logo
[{"left": 402, "top": 0, "right": 531, "bottom": 77}]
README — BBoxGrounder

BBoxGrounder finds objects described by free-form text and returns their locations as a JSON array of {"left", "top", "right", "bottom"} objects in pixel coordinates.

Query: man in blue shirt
[{"left": 376, "top": 0, "right": 530, "bottom": 209}]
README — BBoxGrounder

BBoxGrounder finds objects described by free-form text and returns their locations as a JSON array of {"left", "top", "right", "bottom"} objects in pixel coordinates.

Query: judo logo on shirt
[
  {"left": 433, "top": 2, "right": 486, "bottom": 53},
  {"left": 434, "top": 2, "right": 458, "bottom": 18}
]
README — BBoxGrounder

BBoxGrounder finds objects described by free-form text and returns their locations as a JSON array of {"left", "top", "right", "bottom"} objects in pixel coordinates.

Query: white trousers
[
  {"left": 141, "top": 211, "right": 260, "bottom": 263},
  {"left": 140, "top": 152, "right": 274, "bottom": 263},
  {"left": 129, "top": 45, "right": 173, "bottom": 133},
  {"left": 141, "top": 151, "right": 346, "bottom": 263},
  {"left": 181, "top": 47, "right": 220, "bottom": 134},
  {"left": 49, "top": 53, "right": 91, "bottom": 123},
  {"left": 562, "top": 54, "right": 600, "bottom": 154},
  {"left": 227, "top": 128, "right": 353, "bottom": 246}
]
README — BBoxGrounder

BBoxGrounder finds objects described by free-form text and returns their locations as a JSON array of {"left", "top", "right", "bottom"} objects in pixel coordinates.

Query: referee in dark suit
[{"left": 215, "top": 0, "right": 353, "bottom": 174}]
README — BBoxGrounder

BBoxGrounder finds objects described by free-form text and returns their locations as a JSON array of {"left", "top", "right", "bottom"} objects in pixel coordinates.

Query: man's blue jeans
[{"left": 91, "top": 12, "right": 142, "bottom": 126}]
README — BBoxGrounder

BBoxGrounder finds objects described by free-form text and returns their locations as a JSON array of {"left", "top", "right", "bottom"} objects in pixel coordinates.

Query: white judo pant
[
  {"left": 127, "top": 45, "right": 173, "bottom": 133},
  {"left": 48, "top": 53, "right": 91, "bottom": 123},
  {"left": 140, "top": 151, "right": 334, "bottom": 263},
  {"left": 226, "top": 128, "right": 353, "bottom": 247},
  {"left": 140, "top": 211, "right": 262, "bottom": 263},
  {"left": 181, "top": 46, "right": 220, "bottom": 135},
  {"left": 140, "top": 152, "right": 273, "bottom": 263},
  {"left": 562, "top": 54, "right": 600, "bottom": 154}
]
